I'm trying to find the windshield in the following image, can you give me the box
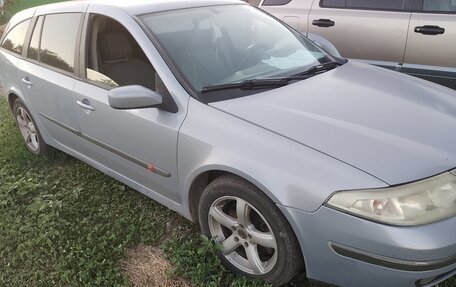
[141,5,333,100]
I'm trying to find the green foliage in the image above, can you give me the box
[163,235,270,287]
[0,95,454,287]
[1,0,65,24]
[0,0,17,25]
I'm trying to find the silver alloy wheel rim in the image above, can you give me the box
[208,196,278,275]
[16,107,39,152]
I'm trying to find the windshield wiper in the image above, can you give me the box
[288,61,342,79]
[201,60,346,93]
[201,78,289,93]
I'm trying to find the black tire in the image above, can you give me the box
[12,98,49,155]
[199,174,303,286]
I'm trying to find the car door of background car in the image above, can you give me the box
[73,11,185,203]
[403,0,456,89]
[308,0,412,71]
[259,0,314,32]
[17,7,88,153]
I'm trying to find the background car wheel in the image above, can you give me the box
[13,99,48,155]
[199,175,303,286]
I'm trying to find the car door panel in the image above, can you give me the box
[73,11,186,203]
[404,12,456,88]
[308,3,411,69]
[260,0,313,32]
[73,80,182,202]
[17,60,85,151]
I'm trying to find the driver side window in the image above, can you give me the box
[85,15,167,94]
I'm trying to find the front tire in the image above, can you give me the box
[13,99,48,155]
[199,175,303,286]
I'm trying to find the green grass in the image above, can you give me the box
[10,0,66,15]
[0,96,454,286]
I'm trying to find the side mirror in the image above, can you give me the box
[108,85,162,110]
[306,33,341,58]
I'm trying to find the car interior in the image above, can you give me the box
[87,15,156,91]
[86,15,176,112]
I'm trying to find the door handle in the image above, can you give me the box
[414,25,445,35]
[312,19,335,28]
[76,99,95,111]
[22,77,33,86]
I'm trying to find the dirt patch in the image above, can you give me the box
[121,245,194,287]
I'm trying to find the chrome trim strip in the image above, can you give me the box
[39,113,171,178]
[329,242,456,272]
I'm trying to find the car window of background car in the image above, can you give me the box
[0,19,30,54]
[321,0,407,10]
[423,0,456,12]
[141,5,327,92]
[28,16,43,61]
[261,0,292,5]
[38,13,82,73]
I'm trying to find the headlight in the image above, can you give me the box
[326,169,456,226]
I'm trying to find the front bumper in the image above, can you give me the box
[280,205,456,287]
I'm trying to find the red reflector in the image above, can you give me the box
[147,164,155,173]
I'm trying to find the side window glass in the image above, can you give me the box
[0,19,31,55]
[320,0,345,8]
[262,0,292,6]
[86,15,160,93]
[346,0,406,10]
[28,16,44,61]
[423,0,456,12]
[40,13,82,73]
[321,0,406,10]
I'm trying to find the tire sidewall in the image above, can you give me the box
[12,99,47,155]
[199,176,302,285]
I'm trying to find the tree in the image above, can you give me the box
[1,0,17,25]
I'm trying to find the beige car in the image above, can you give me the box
[259,0,456,89]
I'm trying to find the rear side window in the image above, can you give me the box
[321,0,407,11]
[28,16,44,61]
[39,13,82,73]
[0,19,31,55]
[423,0,456,12]
[262,0,292,6]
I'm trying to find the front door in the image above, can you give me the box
[73,14,184,202]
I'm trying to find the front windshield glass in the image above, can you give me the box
[141,5,331,96]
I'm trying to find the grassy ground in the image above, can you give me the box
[0,97,321,286]
[0,96,454,286]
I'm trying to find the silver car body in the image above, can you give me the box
[0,1,455,286]
[259,0,456,89]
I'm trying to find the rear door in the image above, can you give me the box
[403,0,456,88]
[17,8,87,152]
[308,0,412,70]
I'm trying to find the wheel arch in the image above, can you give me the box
[186,165,281,224]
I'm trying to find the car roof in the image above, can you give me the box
[43,0,244,16]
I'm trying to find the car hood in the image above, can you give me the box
[210,61,456,185]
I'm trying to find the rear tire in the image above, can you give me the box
[12,99,49,155]
[199,175,303,286]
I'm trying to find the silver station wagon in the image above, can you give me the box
[0,1,455,286]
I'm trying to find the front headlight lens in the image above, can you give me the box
[326,169,456,226]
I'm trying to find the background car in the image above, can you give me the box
[259,0,456,89]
